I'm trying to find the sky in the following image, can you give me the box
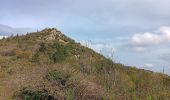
[0,0,170,75]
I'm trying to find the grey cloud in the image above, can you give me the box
[1,0,170,33]
[159,53,170,62]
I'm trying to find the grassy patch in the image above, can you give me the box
[65,88,74,100]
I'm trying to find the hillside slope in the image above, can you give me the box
[0,28,170,100]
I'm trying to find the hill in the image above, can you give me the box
[0,28,170,100]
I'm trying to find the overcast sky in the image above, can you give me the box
[1,0,170,75]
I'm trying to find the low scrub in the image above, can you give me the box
[18,88,56,100]
[46,70,70,86]
[31,43,68,63]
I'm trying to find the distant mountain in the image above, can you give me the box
[0,24,36,36]
[0,28,170,100]
[0,24,15,35]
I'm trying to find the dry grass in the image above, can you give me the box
[0,28,170,100]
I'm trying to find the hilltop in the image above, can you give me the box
[0,28,170,100]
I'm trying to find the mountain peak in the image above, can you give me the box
[26,28,73,44]
[39,28,62,41]
[41,27,60,33]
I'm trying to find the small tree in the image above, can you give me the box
[49,43,68,63]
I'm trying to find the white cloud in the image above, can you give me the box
[0,36,8,39]
[131,32,162,46]
[157,26,170,41]
[91,43,116,53]
[144,64,154,68]
[91,43,116,60]
[133,46,146,52]
[130,26,170,52]
[80,41,116,53]
[79,40,116,58]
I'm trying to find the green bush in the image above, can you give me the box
[46,70,70,86]
[20,88,55,100]
[49,43,68,63]
[32,43,68,63]
[146,95,154,100]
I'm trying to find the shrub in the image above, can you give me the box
[46,70,70,86]
[31,52,40,63]
[20,88,56,100]
[49,43,68,63]
[66,88,74,100]
[163,77,170,87]
[32,43,68,63]
[38,42,46,52]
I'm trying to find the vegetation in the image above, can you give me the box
[0,28,170,100]
[31,42,68,63]
[19,88,55,100]
[46,70,70,86]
